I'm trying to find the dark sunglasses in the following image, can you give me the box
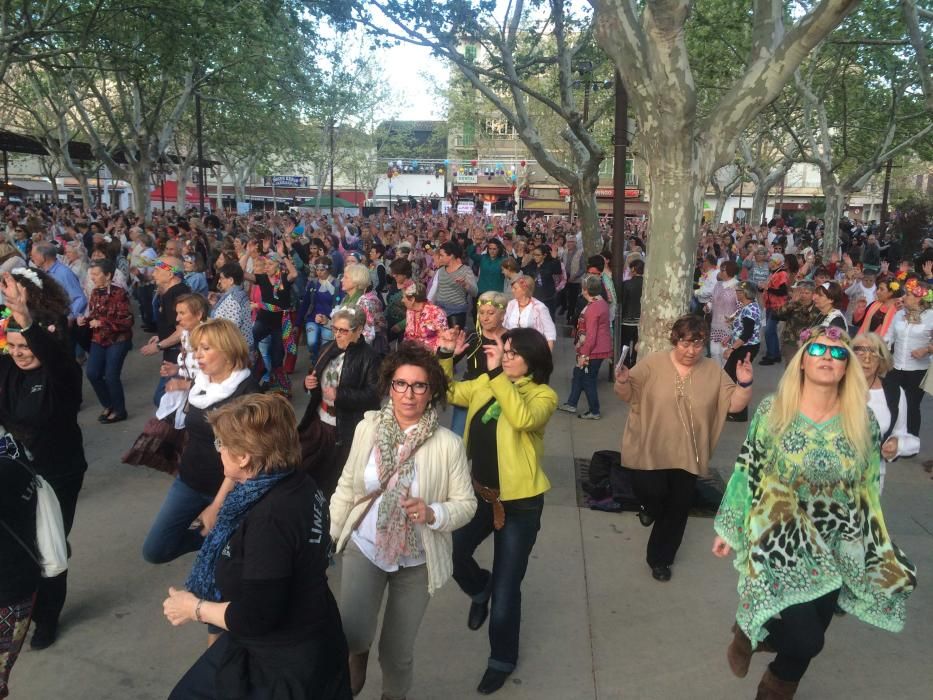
[806,342,849,361]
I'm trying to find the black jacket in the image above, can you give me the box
[0,455,39,605]
[0,324,86,481]
[298,338,381,447]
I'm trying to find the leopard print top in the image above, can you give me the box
[714,396,917,645]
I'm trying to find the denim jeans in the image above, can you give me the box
[86,339,132,415]
[305,321,334,363]
[253,317,283,379]
[764,310,781,360]
[142,477,212,564]
[565,358,603,415]
[153,375,169,407]
[452,493,544,672]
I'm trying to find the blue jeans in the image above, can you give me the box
[253,317,283,380]
[565,358,603,415]
[764,310,781,360]
[305,321,334,364]
[86,340,132,415]
[153,375,169,407]
[142,477,212,564]
[452,493,544,671]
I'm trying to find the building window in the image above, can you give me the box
[482,118,516,139]
[464,45,477,63]
[463,120,475,147]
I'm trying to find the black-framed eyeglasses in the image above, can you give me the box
[503,349,519,361]
[391,379,430,395]
[806,342,849,361]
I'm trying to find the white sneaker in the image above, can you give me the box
[579,412,601,420]
[558,403,577,413]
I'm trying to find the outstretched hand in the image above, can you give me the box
[712,536,732,558]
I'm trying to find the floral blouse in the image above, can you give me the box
[404,303,448,351]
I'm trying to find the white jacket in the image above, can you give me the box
[330,411,477,595]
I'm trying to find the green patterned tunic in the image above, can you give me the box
[714,397,917,645]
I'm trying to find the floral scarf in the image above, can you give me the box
[373,402,438,568]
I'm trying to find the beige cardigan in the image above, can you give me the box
[330,411,477,595]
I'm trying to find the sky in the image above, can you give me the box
[376,43,448,121]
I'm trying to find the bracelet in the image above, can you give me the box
[195,598,204,623]
[737,379,753,388]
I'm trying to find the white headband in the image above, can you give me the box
[10,267,43,289]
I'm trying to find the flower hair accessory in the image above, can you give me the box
[824,326,843,341]
[10,267,43,289]
[798,327,813,344]
[904,278,929,299]
[888,281,900,292]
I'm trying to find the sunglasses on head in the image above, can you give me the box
[806,342,849,361]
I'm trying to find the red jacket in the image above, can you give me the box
[764,268,789,311]
[575,297,612,360]
[88,284,134,346]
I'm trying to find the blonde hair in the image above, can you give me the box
[769,328,872,461]
[189,318,250,370]
[511,274,535,297]
[853,332,893,376]
[208,394,300,474]
[477,290,508,309]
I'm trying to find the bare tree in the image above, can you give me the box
[709,164,743,225]
[739,135,797,227]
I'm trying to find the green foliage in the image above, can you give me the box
[891,192,933,252]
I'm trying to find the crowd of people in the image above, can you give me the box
[0,198,929,700]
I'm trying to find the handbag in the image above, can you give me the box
[0,458,68,578]
[922,364,933,397]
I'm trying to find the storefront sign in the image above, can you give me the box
[263,176,308,188]
[455,174,478,184]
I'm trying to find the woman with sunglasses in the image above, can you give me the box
[330,342,475,700]
[437,327,557,695]
[297,307,380,498]
[713,326,916,699]
[615,314,753,583]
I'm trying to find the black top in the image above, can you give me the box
[468,398,500,489]
[620,276,643,324]
[0,325,86,480]
[178,375,261,495]
[453,333,496,381]
[157,281,191,362]
[255,273,292,328]
[298,338,381,448]
[216,471,339,645]
[0,456,40,606]
[523,258,561,302]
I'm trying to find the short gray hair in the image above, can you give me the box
[332,306,366,330]
[342,263,371,292]
[737,281,758,300]
[583,273,603,297]
[34,242,59,261]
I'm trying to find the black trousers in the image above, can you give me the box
[888,368,926,437]
[764,588,840,682]
[564,282,581,324]
[724,344,759,421]
[32,472,84,631]
[620,324,639,368]
[629,469,696,567]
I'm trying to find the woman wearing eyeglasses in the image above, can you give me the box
[298,307,380,498]
[851,333,912,492]
[713,326,916,699]
[436,327,557,695]
[329,342,475,700]
[614,314,753,583]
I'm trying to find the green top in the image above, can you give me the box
[714,396,917,645]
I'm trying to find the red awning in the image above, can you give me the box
[151,180,202,202]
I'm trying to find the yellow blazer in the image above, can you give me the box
[442,359,556,500]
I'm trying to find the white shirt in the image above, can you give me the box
[884,309,933,372]
[503,297,557,342]
[351,428,445,572]
[867,386,912,490]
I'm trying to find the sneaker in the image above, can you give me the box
[579,412,601,420]
[558,403,577,414]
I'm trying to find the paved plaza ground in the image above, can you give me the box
[11,334,933,700]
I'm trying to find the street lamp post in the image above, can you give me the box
[611,72,629,360]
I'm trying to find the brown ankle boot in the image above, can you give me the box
[349,651,369,696]
[727,623,754,678]
[755,669,799,700]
